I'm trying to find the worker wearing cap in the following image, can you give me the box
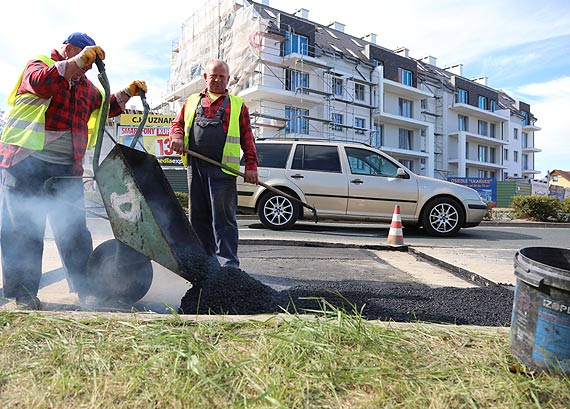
[0,32,147,310]
[169,59,258,270]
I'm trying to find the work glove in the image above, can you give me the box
[69,45,105,69]
[126,80,148,97]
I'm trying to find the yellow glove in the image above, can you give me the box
[127,80,148,97]
[71,46,105,69]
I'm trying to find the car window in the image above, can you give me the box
[241,143,292,168]
[344,147,400,177]
[291,144,341,172]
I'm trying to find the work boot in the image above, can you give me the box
[15,296,42,311]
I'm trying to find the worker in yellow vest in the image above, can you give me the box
[0,32,147,310]
[169,60,258,270]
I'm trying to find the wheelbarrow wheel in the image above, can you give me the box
[85,239,153,304]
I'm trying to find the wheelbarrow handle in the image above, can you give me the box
[183,148,318,223]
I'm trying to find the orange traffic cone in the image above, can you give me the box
[386,205,405,246]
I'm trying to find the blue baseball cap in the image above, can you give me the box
[63,32,96,49]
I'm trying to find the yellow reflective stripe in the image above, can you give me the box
[86,87,104,149]
[225,135,240,144]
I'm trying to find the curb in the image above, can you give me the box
[481,221,570,228]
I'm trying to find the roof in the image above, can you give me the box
[551,170,570,180]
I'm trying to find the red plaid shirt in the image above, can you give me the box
[169,90,258,171]
[0,49,124,175]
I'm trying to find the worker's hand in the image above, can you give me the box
[127,80,148,97]
[244,169,258,185]
[70,46,105,69]
[170,138,185,155]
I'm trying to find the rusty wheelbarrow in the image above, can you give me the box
[84,59,212,304]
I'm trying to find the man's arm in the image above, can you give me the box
[169,105,187,154]
[239,103,258,184]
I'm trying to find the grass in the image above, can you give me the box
[0,305,568,408]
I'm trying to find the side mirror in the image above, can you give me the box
[397,168,409,179]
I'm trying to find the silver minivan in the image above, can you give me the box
[238,139,487,236]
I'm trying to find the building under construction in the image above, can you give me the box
[162,0,541,181]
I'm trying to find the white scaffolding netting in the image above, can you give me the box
[168,0,270,95]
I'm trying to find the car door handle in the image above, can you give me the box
[290,174,304,179]
[351,179,364,184]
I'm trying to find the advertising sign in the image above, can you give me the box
[117,114,183,169]
[447,177,497,203]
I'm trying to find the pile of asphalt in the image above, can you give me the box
[179,267,514,326]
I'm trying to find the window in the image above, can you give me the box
[478,145,488,162]
[398,98,413,118]
[522,132,528,148]
[372,123,383,147]
[478,95,488,110]
[354,117,365,134]
[292,144,341,172]
[478,170,488,178]
[399,159,413,171]
[514,151,518,162]
[285,106,309,134]
[253,143,292,168]
[521,111,529,126]
[522,154,529,170]
[490,123,496,138]
[466,142,470,160]
[332,77,343,96]
[398,129,412,150]
[490,99,496,112]
[513,128,518,140]
[373,59,383,67]
[284,32,308,56]
[457,88,468,104]
[478,120,488,136]
[354,83,365,100]
[490,147,496,163]
[398,68,412,86]
[458,114,468,131]
[345,147,399,177]
[332,113,343,131]
[421,99,427,109]
[504,149,509,161]
[285,69,309,94]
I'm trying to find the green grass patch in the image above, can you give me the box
[0,309,568,408]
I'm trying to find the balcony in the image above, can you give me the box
[374,112,430,130]
[380,146,429,160]
[382,78,433,100]
[449,131,508,146]
[238,85,325,109]
[449,102,509,122]
[522,168,541,175]
[282,52,333,71]
[448,158,507,171]
[522,146,542,153]
[522,123,541,132]
[163,76,205,103]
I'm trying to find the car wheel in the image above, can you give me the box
[421,198,464,237]
[258,191,299,230]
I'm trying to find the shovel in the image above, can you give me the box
[183,147,319,223]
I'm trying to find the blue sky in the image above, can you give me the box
[1,0,568,177]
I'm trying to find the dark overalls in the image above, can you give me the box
[187,96,239,268]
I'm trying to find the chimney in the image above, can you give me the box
[444,64,463,76]
[362,33,377,45]
[395,47,409,58]
[472,76,488,86]
[294,8,309,19]
[329,21,345,32]
[421,55,437,67]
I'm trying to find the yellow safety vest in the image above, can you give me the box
[182,93,242,175]
[1,55,104,150]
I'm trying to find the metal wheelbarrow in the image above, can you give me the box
[84,59,211,304]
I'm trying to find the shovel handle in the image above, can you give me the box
[183,148,318,221]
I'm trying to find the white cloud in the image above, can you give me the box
[513,77,570,175]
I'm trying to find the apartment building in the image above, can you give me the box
[162,0,541,180]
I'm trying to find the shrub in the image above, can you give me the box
[511,195,562,222]
[483,201,495,220]
[175,191,189,213]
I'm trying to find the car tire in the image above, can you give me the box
[258,191,299,230]
[421,197,464,237]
